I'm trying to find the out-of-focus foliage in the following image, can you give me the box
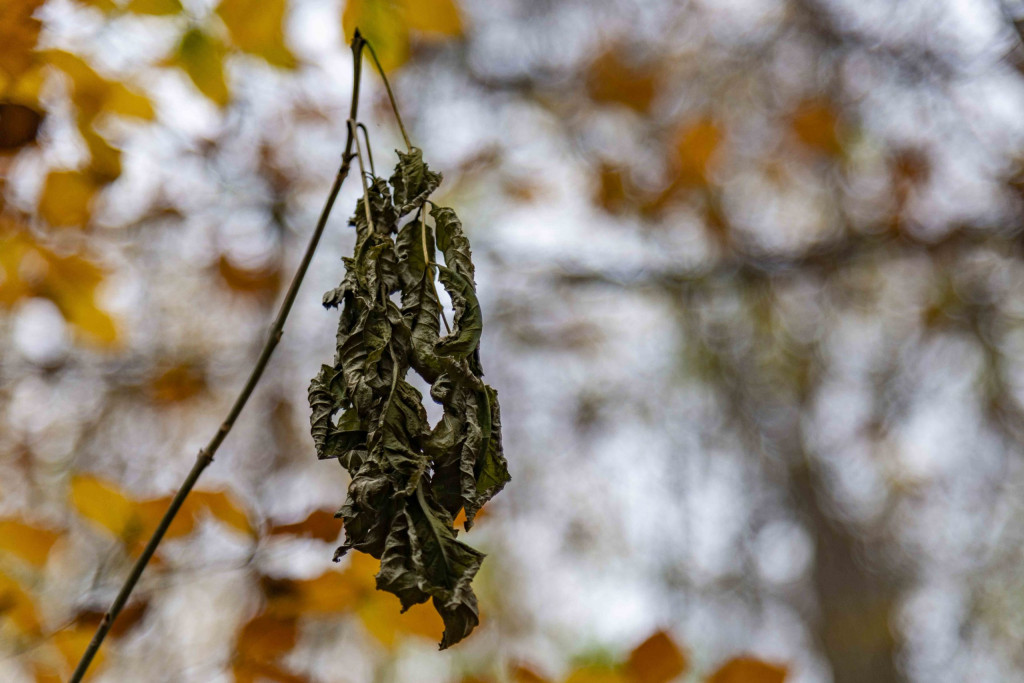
[3,0,1024,681]
[0,519,60,567]
[217,0,296,69]
[464,631,784,683]
[0,216,117,345]
[166,28,231,106]
[70,474,253,545]
[706,658,788,683]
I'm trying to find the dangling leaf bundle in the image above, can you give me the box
[309,146,509,649]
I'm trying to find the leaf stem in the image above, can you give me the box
[363,39,412,151]
[350,118,376,234]
[68,31,369,683]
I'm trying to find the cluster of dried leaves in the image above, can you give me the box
[309,148,509,648]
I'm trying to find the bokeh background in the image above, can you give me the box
[3,0,1024,681]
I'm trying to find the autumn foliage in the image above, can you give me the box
[0,0,816,680]
[1,472,785,681]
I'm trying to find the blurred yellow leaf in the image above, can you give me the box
[45,256,119,346]
[292,571,361,614]
[70,475,137,539]
[673,117,721,186]
[235,614,297,664]
[790,99,841,156]
[0,217,119,345]
[78,0,119,10]
[262,570,360,618]
[260,551,445,647]
[2,63,46,110]
[0,225,49,305]
[72,475,254,553]
[125,0,182,15]
[136,489,253,543]
[148,363,207,403]
[45,50,155,122]
[81,0,182,13]
[217,0,296,68]
[0,0,45,82]
[189,490,254,536]
[339,551,444,645]
[32,662,63,683]
[343,548,381,592]
[563,666,626,683]
[268,508,341,542]
[0,570,41,635]
[343,0,407,71]
[231,615,308,682]
[38,170,98,229]
[356,593,444,647]
[81,128,121,181]
[397,600,447,640]
[706,657,787,683]
[585,48,658,113]
[342,0,463,72]
[168,28,230,106]
[40,51,154,183]
[626,631,688,683]
[401,0,461,36]
[52,626,105,676]
[0,519,61,567]
[134,497,196,540]
[101,84,155,121]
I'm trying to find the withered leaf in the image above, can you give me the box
[390,147,441,217]
[430,204,474,280]
[309,147,509,648]
[435,265,483,360]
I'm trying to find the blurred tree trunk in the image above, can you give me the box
[790,462,903,683]
[677,281,905,682]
